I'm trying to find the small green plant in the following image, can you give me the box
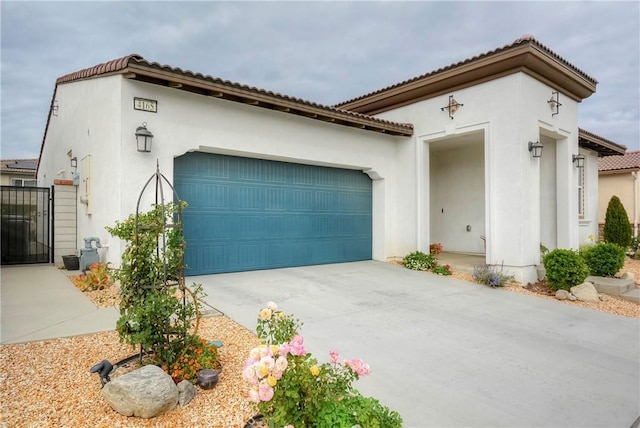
[472,263,513,287]
[580,242,626,277]
[431,263,452,276]
[631,234,640,252]
[603,196,632,248]
[170,335,219,382]
[540,243,549,258]
[543,249,589,291]
[402,251,436,271]
[71,262,112,291]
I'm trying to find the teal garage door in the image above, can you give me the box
[174,152,372,275]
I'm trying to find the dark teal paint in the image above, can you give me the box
[174,152,372,275]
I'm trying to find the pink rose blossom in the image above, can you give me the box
[279,343,291,356]
[289,334,307,356]
[275,355,288,372]
[242,365,259,385]
[248,387,260,403]
[329,349,340,364]
[258,381,274,401]
[343,358,371,377]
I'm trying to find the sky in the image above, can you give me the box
[1,1,639,160]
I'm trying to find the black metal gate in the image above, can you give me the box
[1,186,51,264]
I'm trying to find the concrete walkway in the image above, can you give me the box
[0,265,118,344]
[193,261,640,428]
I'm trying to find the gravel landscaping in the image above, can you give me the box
[1,259,638,427]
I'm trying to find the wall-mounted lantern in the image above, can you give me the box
[548,91,562,116]
[528,141,543,158]
[572,154,585,169]
[440,95,463,120]
[135,122,153,153]
[70,157,77,168]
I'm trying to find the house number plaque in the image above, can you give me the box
[133,97,157,113]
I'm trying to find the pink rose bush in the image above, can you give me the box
[245,303,402,428]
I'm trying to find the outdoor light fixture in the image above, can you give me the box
[573,154,585,168]
[135,122,153,153]
[548,91,562,116]
[528,141,543,158]
[70,157,77,168]
[440,95,464,120]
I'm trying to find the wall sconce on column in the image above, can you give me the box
[572,154,585,168]
[528,141,543,158]
[135,122,154,153]
[70,157,77,168]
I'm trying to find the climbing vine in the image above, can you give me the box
[106,201,205,371]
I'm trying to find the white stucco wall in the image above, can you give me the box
[375,72,582,283]
[41,76,413,267]
[38,75,123,262]
[430,138,485,253]
[38,69,588,283]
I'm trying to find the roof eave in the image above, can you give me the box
[338,43,597,115]
[123,63,413,137]
[579,128,627,157]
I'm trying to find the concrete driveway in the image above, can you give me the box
[193,261,640,428]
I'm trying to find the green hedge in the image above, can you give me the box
[581,242,625,277]
[543,249,589,291]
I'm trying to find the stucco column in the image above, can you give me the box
[555,136,578,249]
[364,169,385,261]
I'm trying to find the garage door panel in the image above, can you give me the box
[175,152,371,275]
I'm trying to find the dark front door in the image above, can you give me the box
[1,186,51,264]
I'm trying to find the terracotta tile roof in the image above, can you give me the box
[599,150,640,172]
[335,34,597,110]
[38,54,415,175]
[53,54,414,136]
[1,158,38,176]
[56,54,143,85]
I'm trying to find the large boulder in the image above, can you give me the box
[101,364,178,418]
[570,282,600,302]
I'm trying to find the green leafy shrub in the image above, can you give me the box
[543,249,589,291]
[431,263,452,276]
[631,235,640,252]
[402,251,436,271]
[106,202,207,370]
[472,263,513,287]
[603,196,632,248]
[580,242,625,277]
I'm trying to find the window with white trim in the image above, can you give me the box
[578,165,585,219]
[11,178,37,187]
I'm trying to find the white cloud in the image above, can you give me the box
[1,1,638,159]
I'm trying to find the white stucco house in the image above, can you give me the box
[37,35,626,283]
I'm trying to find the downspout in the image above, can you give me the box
[633,171,638,237]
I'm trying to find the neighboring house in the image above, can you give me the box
[37,35,626,283]
[598,150,640,236]
[1,159,38,186]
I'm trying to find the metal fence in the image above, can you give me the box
[1,186,51,264]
